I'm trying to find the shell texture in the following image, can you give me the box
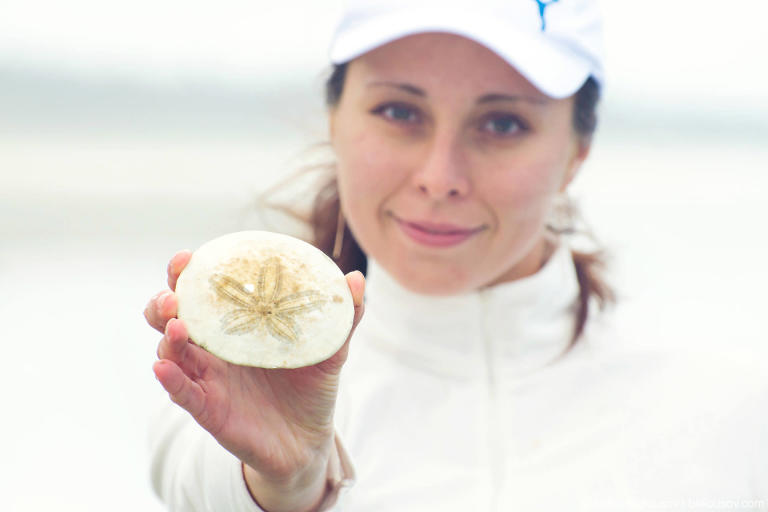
[175,231,354,368]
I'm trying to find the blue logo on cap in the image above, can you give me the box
[534,0,560,31]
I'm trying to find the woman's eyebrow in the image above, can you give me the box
[366,81,549,105]
[477,93,550,105]
[366,81,425,96]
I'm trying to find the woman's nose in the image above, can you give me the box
[412,134,471,200]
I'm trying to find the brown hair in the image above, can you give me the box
[267,63,615,348]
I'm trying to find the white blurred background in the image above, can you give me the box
[1,1,766,510]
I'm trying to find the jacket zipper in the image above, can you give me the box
[481,291,503,511]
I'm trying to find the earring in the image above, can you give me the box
[332,206,345,260]
[545,192,575,235]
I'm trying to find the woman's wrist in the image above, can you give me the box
[242,456,330,512]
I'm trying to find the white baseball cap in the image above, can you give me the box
[329,0,605,99]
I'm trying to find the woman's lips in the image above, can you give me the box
[392,215,486,247]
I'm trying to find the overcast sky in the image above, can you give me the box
[1,0,767,111]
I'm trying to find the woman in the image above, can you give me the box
[144,1,767,511]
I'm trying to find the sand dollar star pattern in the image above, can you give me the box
[209,257,326,343]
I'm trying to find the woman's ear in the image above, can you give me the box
[560,138,591,192]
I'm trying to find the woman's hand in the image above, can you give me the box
[144,250,365,512]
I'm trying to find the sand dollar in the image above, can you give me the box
[175,231,354,369]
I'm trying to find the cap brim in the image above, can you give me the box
[329,9,591,99]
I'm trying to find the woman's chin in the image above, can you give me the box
[386,260,476,296]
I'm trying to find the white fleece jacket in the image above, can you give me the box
[149,241,767,511]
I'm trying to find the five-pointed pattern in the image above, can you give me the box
[209,257,326,343]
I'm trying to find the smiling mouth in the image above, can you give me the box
[390,213,486,248]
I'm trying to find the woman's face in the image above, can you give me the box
[329,32,589,295]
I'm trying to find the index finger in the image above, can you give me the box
[167,250,193,291]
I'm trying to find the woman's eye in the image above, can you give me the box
[482,115,527,135]
[373,104,419,123]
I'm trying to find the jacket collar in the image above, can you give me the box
[359,241,580,380]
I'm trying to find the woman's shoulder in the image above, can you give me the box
[610,341,766,407]
[577,315,767,444]
[558,319,766,478]
[581,308,766,397]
